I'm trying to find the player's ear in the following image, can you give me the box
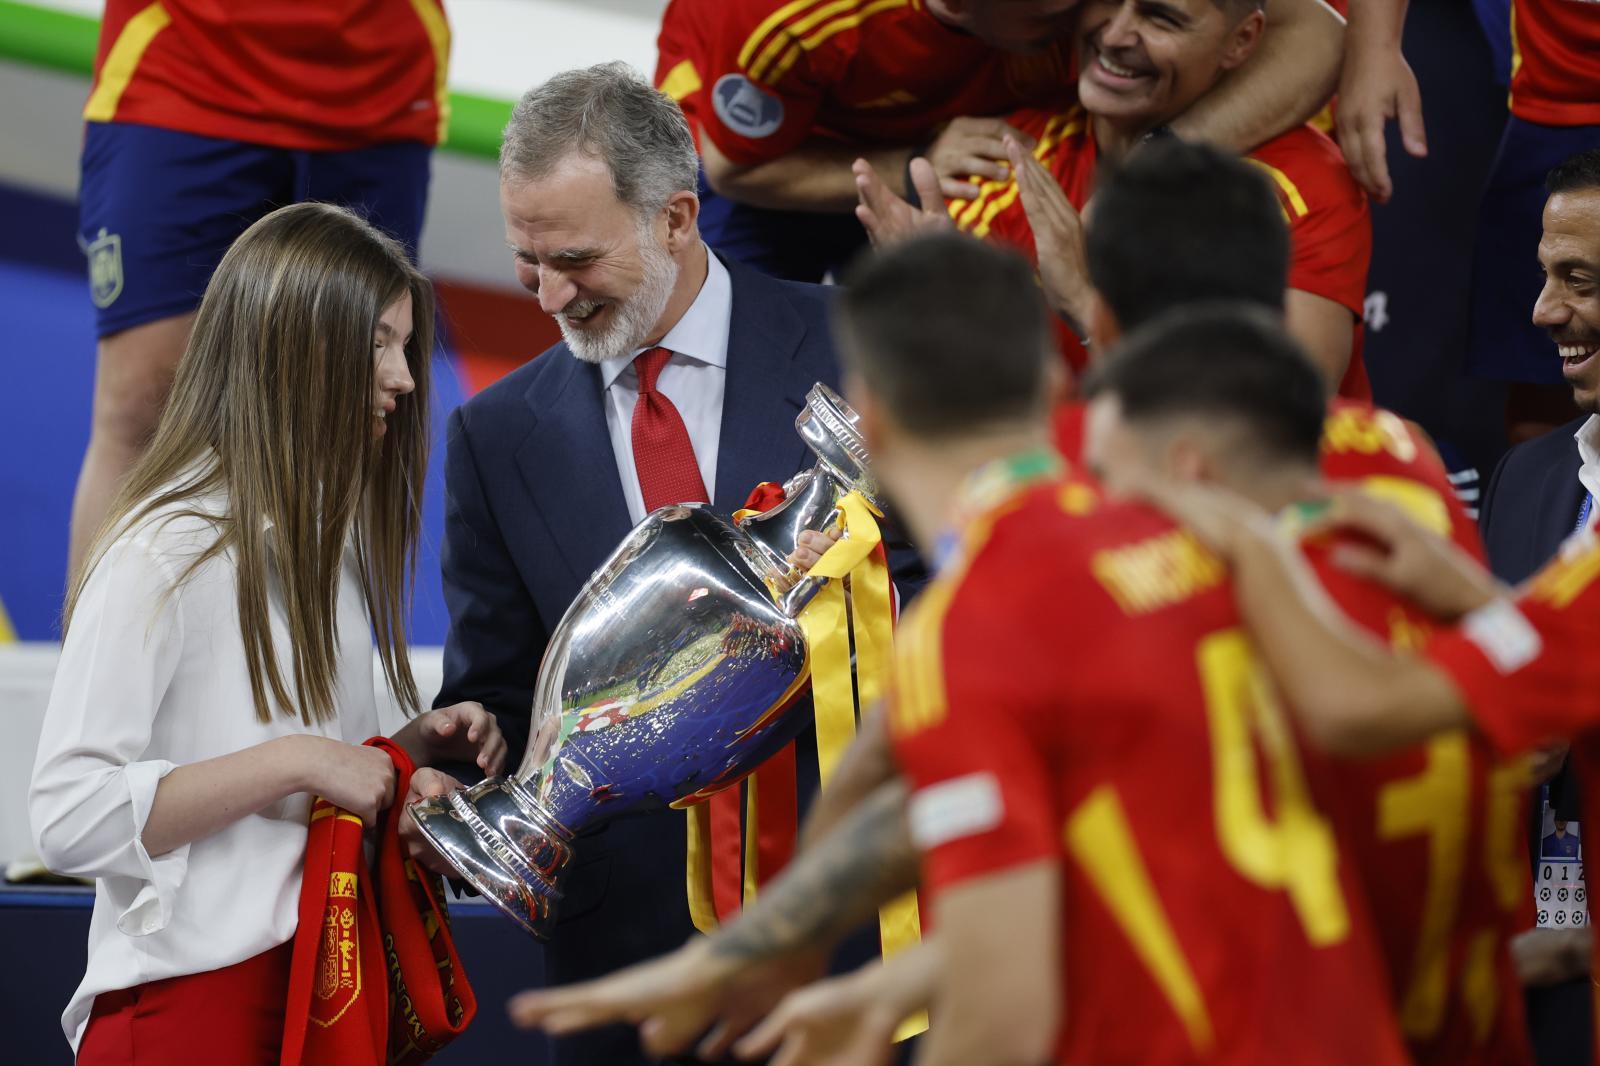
[1219,8,1266,71]
[662,189,701,254]
[1166,436,1210,483]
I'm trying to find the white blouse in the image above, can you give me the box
[29,489,380,1051]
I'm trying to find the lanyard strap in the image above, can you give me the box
[1577,493,1594,535]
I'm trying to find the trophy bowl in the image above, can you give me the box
[410,384,882,936]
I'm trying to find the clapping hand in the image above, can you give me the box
[853,157,950,246]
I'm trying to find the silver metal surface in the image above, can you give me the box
[410,383,880,937]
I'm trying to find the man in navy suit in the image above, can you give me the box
[1476,147,1600,1066]
[433,62,915,1065]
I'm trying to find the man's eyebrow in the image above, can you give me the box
[1138,0,1192,22]
[1547,255,1600,275]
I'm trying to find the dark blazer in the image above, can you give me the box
[435,254,919,1066]
[1480,417,1589,585]
[1478,416,1594,1066]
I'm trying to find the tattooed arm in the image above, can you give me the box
[714,779,916,961]
[508,780,920,1058]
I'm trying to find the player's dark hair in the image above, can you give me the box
[836,233,1053,436]
[1083,303,1324,466]
[1547,148,1600,196]
[1086,140,1288,330]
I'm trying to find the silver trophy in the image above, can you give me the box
[410,383,883,937]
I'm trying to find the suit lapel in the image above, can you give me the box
[513,348,635,586]
[713,257,824,507]
[1535,431,1587,556]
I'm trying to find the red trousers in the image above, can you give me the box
[78,942,293,1065]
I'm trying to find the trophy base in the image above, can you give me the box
[408,775,573,939]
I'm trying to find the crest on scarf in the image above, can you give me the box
[312,871,363,1027]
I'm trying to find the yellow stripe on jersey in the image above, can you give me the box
[0,593,15,644]
[659,59,704,101]
[739,0,835,70]
[892,579,954,735]
[889,500,1018,737]
[408,0,453,143]
[750,0,863,83]
[949,113,1067,229]
[1065,785,1216,1055]
[970,118,1082,239]
[1245,158,1309,221]
[1508,4,1523,110]
[84,1,173,123]
[1527,539,1600,609]
[760,0,911,87]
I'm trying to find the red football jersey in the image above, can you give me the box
[1320,400,1485,563]
[85,0,449,150]
[890,477,1410,1064]
[1056,398,1483,562]
[1301,538,1532,1066]
[953,110,1372,398]
[1509,0,1600,127]
[654,0,1075,165]
[1426,534,1600,1058]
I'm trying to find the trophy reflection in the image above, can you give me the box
[409,384,883,936]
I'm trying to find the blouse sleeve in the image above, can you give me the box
[30,535,188,936]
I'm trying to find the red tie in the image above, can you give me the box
[631,346,709,513]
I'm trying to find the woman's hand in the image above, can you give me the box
[296,736,396,824]
[397,766,466,875]
[392,702,508,776]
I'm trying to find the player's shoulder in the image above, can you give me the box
[1247,123,1366,219]
[701,0,923,78]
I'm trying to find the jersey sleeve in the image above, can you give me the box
[692,1,840,165]
[1425,539,1600,755]
[890,557,1065,894]
[1254,131,1371,317]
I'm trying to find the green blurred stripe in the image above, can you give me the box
[0,0,509,160]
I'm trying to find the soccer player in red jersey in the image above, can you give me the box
[73,0,448,575]
[938,0,1371,395]
[1083,313,1534,1066]
[871,273,1408,1064]
[653,0,1346,281]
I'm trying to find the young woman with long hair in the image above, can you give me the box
[30,202,506,1062]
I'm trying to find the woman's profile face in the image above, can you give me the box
[372,291,416,440]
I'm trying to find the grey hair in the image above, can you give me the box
[500,61,700,215]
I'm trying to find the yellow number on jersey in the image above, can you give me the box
[1197,629,1351,946]
[1378,735,1471,1037]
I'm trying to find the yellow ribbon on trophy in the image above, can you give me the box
[798,491,928,1043]
[683,490,926,1040]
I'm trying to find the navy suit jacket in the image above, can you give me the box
[1478,416,1594,1066]
[435,254,919,1065]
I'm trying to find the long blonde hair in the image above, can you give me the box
[66,202,434,724]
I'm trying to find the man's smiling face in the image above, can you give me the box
[1534,188,1600,412]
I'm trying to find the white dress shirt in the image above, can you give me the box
[1575,415,1600,528]
[598,248,732,524]
[29,483,380,1051]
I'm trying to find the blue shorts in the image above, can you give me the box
[1464,116,1600,384]
[78,122,432,337]
[695,171,868,283]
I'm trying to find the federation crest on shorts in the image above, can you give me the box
[712,74,785,139]
[86,228,123,309]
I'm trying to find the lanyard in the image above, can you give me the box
[1577,493,1594,535]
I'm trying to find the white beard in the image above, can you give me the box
[557,227,680,365]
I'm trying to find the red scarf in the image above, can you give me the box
[282,737,477,1066]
